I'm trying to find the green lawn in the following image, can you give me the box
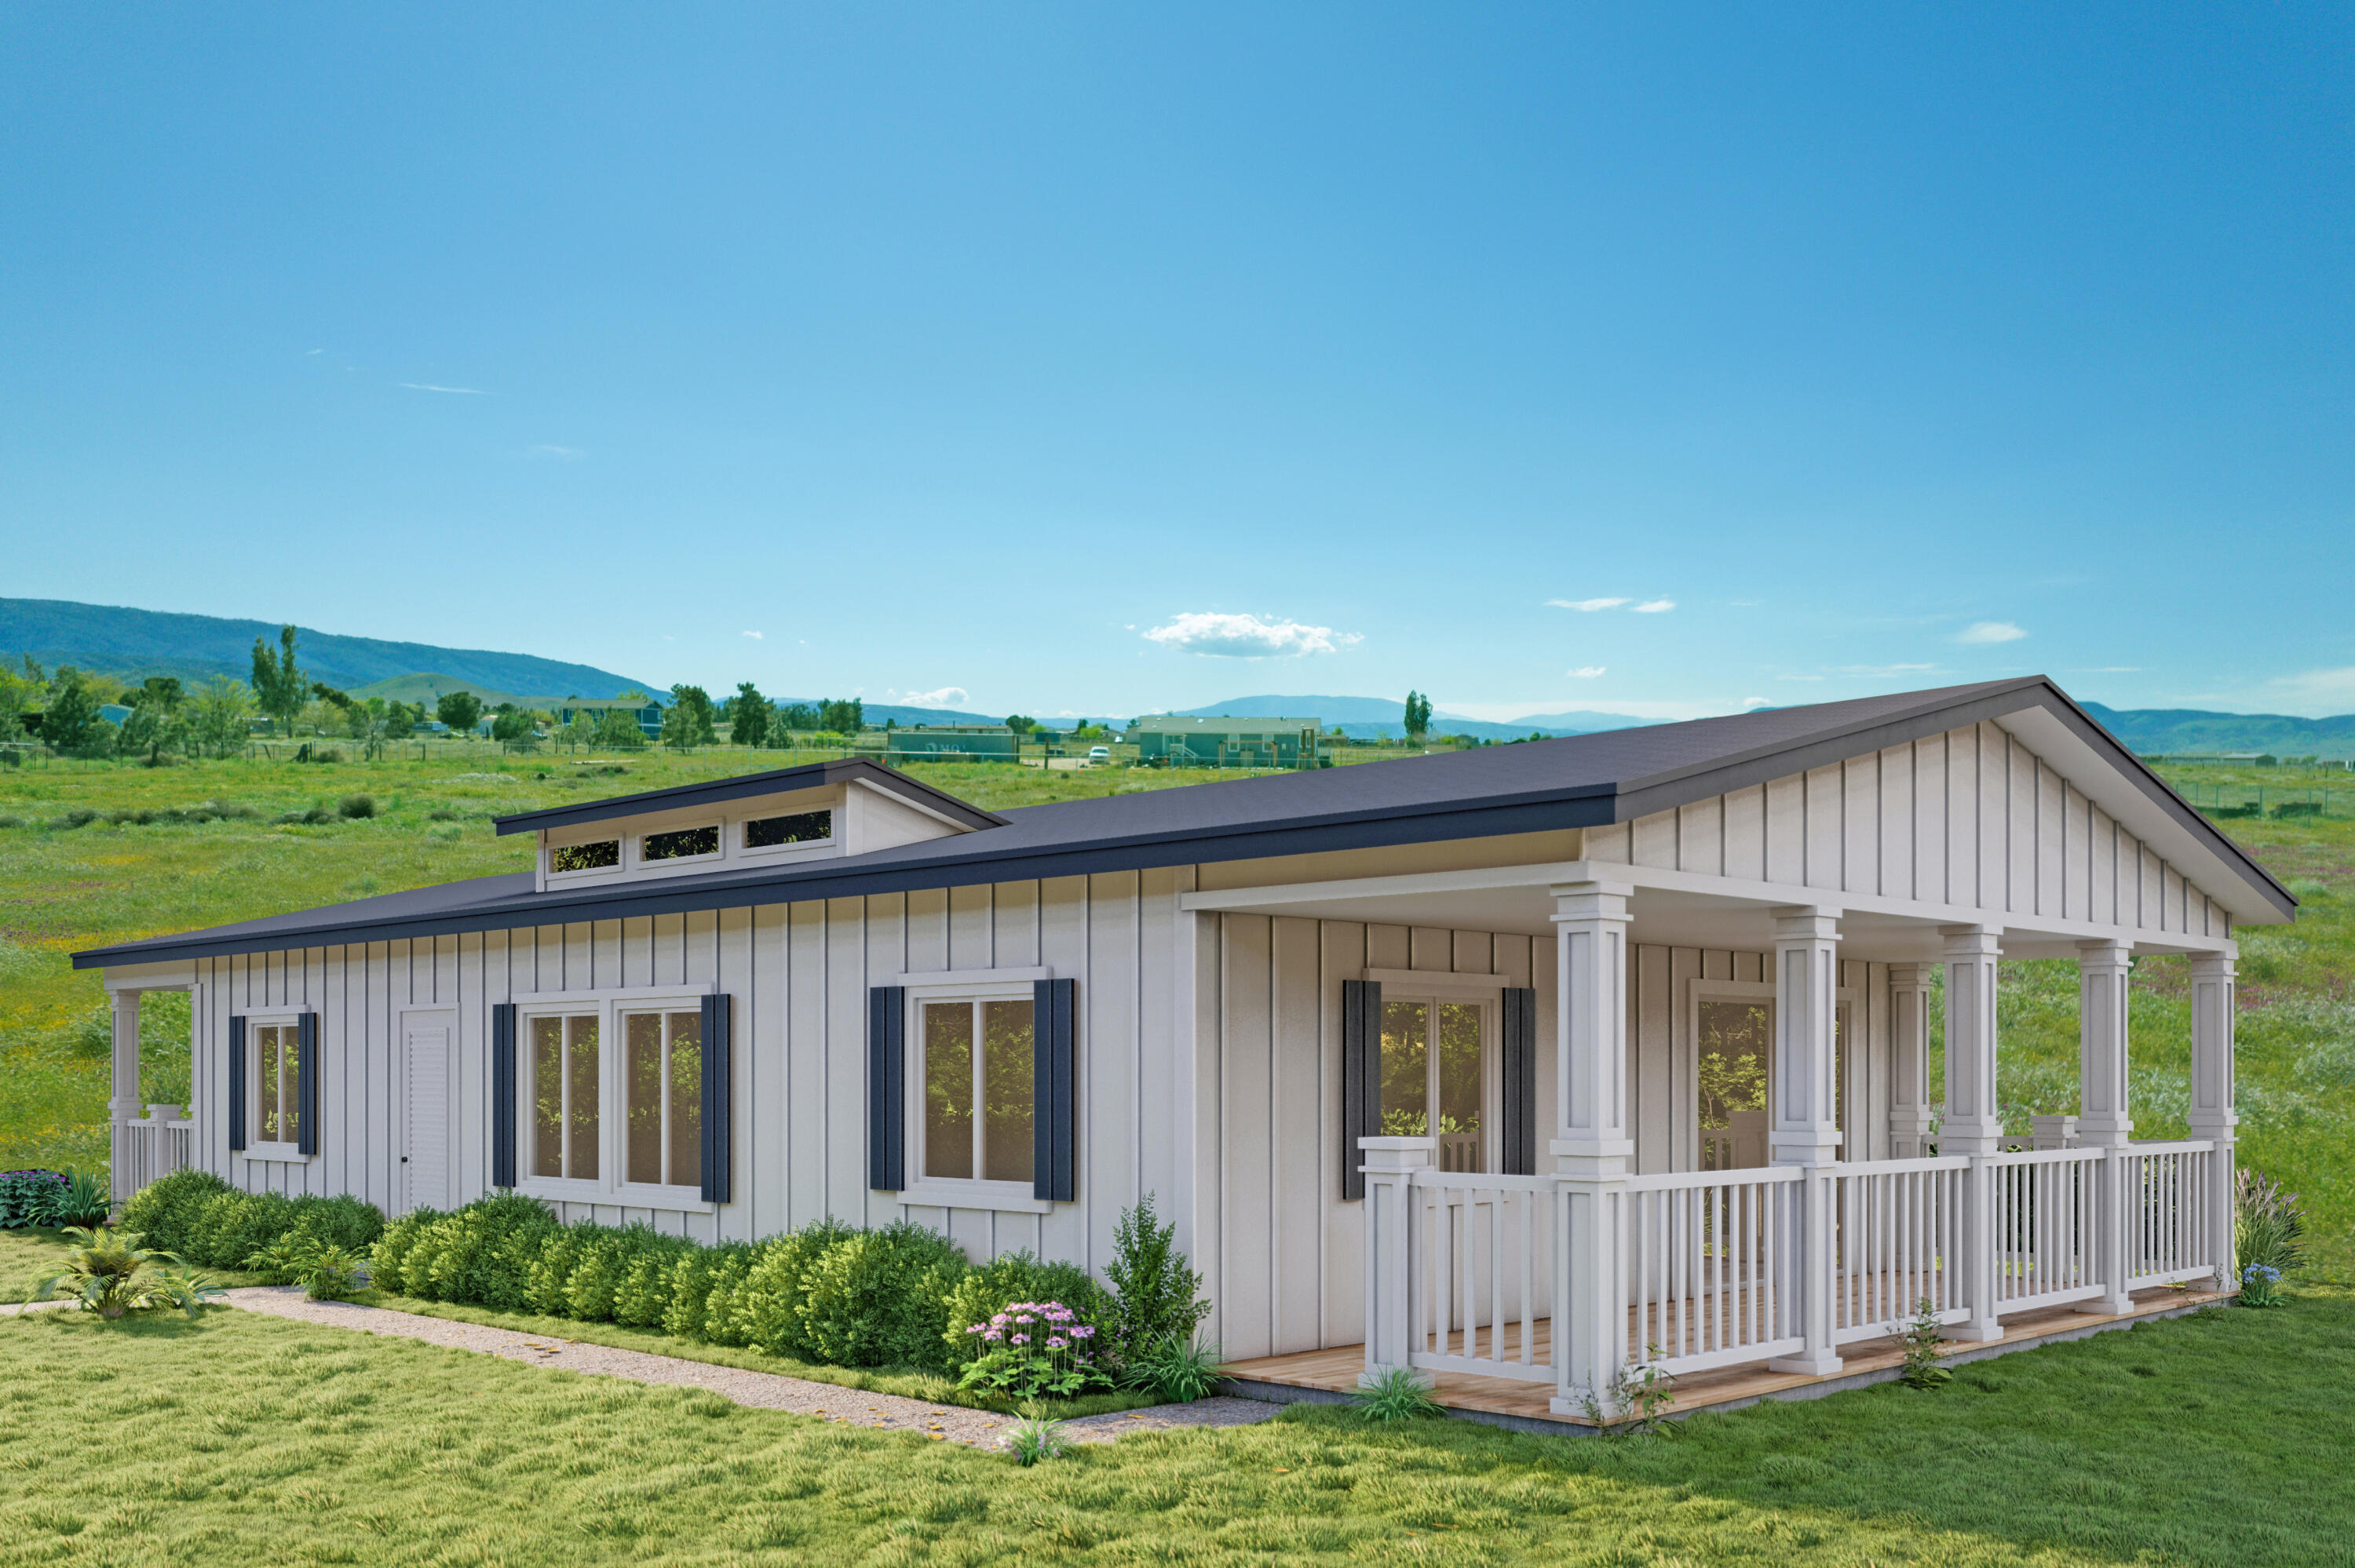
[5,1282,2351,1564]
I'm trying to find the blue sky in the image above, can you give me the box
[5,5,2349,721]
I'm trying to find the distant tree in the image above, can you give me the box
[436,690,484,737]
[39,670,109,757]
[381,699,418,742]
[1403,691,1432,742]
[0,656,42,743]
[249,625,309,737]
[664,686,718,751]
[732,683,772,749]
[139,676,184,713]
[776,702,820,737]
[491,707,539,748]
[186,676,256,757]
[1003,714,1036,735]
[117,695,188,765]
[819,698,864,735]
[593,706,648,749]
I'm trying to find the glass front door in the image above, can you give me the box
[1698,998,1770,1169]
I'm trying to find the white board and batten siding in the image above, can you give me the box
[1201,914,1897,1362]
[184,870,1201,1285]
[1590,720,2233,939]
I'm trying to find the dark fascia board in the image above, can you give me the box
[490,757,1008,836]
[74,676,2291,970]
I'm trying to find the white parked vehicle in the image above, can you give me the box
[1087,746,1112,764]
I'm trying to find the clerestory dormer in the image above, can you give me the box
[494,758,1006,894]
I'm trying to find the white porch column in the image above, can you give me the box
[1360,1136,1435,1381]
[2189,952,2237,1291]
[1887,962,1936,1159]
[1767,906,1843,1375]
[1941,925,2004,1340]
[2076,939,2135,1312]
[1548,881,1634,1418]
[108,989,143,1208]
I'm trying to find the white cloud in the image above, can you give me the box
[904,686,969,707]
[1739,697,1773,709]
[528,444,583,459]
[1142,611,1359,658]
[1957,621,2028,644]
[1631,598,1676,614]
[304,348,323,356]
[398,382,489,395]
[1546,596,1630,612]
[1566,665,1606,679]
[743,631,763,640]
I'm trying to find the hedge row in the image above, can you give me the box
[122,1169,384,1268]
[371,1198,1115,1374]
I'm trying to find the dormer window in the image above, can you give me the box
[551,840,621,874]
[643,825,721,862]
[745,810,832,850]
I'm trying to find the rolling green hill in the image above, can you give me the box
[0,598,659,699]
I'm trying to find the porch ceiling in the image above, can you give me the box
[1181,870,2214,961]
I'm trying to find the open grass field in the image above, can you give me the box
[2,744,2350,1274]
[3,1231,2352,1566]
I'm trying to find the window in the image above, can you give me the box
[253,1023,302,1147]
[744,810,831,849]
[1698,999,1770,1171]
[531,1013,601,1180]
[642,825,719,862]
[624,1008,703,1188]
[551,840,620,873]
[1379,999,1484,1172]
[921,997,1033,1183]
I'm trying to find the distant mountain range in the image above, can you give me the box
[1,599,659,702]
[2079,702,2355,758]
[1169,694,1667,742]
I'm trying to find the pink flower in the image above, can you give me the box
[1046,1336,1068,1349]
[1010,1333,1029,1344]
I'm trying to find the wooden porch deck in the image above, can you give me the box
[1222,1285,2231,1429]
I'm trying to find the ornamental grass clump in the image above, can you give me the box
[2236,1168,2306,1282]
[957,1300,1112,1401]
[1121,1333,1228,1404]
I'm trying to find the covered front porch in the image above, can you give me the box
[1185,861,2242,1426]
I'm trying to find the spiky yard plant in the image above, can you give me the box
[27,1224,225,1321]
[1351,1365,1445,1424]
[1002,1402,1075,1466]
[1121,1333,1227,1404]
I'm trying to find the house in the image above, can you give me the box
[79,678,2285,1424]
[553,698,665,739]
[1132,714,1322,768]
[885,725,1021,764]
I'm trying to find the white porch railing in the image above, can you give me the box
[114,1107,194,1201]
[1623,1166,1805,1373]
[1366,1136,2224,1394]
[1404,1171,1557,1384]
[2120,1140,2221,1287]
[1985,1147,2106,1312]
[1831,1155,1970,1343]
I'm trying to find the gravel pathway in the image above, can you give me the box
[221,1287,1280,1449]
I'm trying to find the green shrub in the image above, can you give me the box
[369,1206,439,1291]
[119,1168,232,1251]
[0,1169,72,1229]
[614,1232,699,1328]
[398,1195,556,1307]
[798,1222,969,1370]
[699,1245,761,1346]
[188,1189,298,1268]
[560,1224,687,1323]
[338,793,377,819]
[2237,1167,2306,1278]
[1103,1194,1208,1364]
[940,1249,1112,1372]
[660,1245,726,1340]
[738,1219,859,1358]
[526,1227,587,1315]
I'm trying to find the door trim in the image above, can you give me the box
[395,1004,458,1216]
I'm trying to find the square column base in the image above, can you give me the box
[1948,1318,2004,1343]
[1766,1351,1845,1376]
[2075,1294,2135,1316]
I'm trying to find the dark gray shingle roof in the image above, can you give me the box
[74,677,2291,968]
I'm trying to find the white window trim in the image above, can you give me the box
[1685,978,1860,1151]
[902,974,1048,1209]
[514,990,716,1214]
[736,808,837,862]
[1364,968,1510,997]
[243,1012,310,1163]
[635,819,725,871]
[1378,991,1498,1172]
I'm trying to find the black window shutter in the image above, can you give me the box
[1032,978,1077,1203]
[700,993,733,1203]
[1501,986,1539,1176]
[297,1012,320,1157]
[1340,979,1381,1199]
[228,1014,247,1152]
[491,1003,517,1188]
[867,986,905,1191]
